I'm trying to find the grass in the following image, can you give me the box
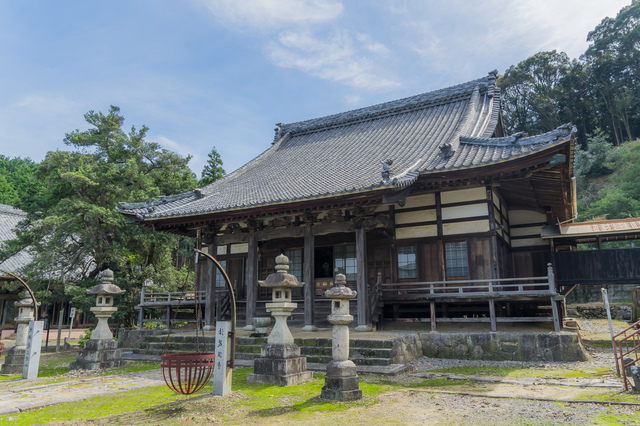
[423,365,615,379]
[0,367,396,425]
[575,389,640,404]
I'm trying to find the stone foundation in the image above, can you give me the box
[70,339,125,370]
[0,347,26,375]
[247,343,313,386]
[420,331,586,362]
[321,360,362,401]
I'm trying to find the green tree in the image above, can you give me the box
[498,51,571,135]
[584,0,640,145]
[5,106,199,325]
[200,146,225,186]
[0,155,46,212]
[577,137,640,221]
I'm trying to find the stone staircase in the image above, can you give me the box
[132,333,417,368]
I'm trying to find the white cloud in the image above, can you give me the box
[266,30,399,89]
[155,135,195,159]
[196,0,343,32]
[344,94,361,105]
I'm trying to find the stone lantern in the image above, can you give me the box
[86,269,124,340]
[247,254,312,386]
[0,296,40,375]
[70,269,125,370]
[321,273,362,401]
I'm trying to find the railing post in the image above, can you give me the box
[547,263,555,293]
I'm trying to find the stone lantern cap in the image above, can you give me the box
[15,296,40,308]
[325,273,356,299]
[86,269,125,295]
[259,254,304,288]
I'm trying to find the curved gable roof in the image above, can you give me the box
[118,72,574,221]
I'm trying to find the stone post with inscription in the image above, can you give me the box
[247,254,312,386]
[321,273,362,401]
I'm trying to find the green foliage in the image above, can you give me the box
[0,155,47,212]
[498,51,571,135]
[575,129,614,178]
[577,138,640,220]
[77,328,93,348]
[199,146,225,186]
[3,106,200,325]
[499,2,640,147]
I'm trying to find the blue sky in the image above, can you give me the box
[0,0,632,178]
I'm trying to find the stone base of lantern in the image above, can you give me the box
[247,343,313,386]
[69,339,124,371]
[0,347,26,375]
[321,360,362,401]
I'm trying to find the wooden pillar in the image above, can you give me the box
[430,301,437,332]
[302,224,317,331]
[355,226,371,332]
[488,299,497,332]
[244,228,258,330]
[165,306,171,330]
[204,244,216,330]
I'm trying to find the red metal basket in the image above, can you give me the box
[161,352,216,395]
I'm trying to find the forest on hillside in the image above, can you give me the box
[0,2,639,323]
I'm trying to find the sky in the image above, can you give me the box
[0,0,632,179]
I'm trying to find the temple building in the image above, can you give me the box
[118,71,577,332]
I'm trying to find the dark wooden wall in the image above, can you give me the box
[556,248,640,285]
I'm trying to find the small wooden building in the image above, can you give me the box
[118,72,576,332]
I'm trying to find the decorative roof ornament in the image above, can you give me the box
[274,123,285,143]
[440,142,455,158]
[381,159,393,182]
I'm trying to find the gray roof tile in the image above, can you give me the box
[0,204,32,273]
[118,73,575,221]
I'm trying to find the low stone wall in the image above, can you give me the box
[118,329,164,349]
[573,303,633,321]
[389,334,423,364]
[419,332,586,362]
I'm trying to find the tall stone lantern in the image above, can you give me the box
[247,254,313,386]
[70,269,125,370]
[86,269,124,340]
[0,296,40,375]
[321,273,362,401]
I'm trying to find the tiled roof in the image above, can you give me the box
[118,72,575,221]
[0,204,32,274]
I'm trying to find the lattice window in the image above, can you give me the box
[445,241,468,277]
[215,260,227,287]
[283,249,303,281]
[397,245,418,279]
[334,245,357,281]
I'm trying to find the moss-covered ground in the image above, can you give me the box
[0,350,638,424]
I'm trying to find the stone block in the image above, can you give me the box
[320,387,362,401]
[247,370,313,387]
[253,356,307,376]
[70,338,124,371]
[0,347,26,375]
[326,360,357,377]
[260,343,300,359]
